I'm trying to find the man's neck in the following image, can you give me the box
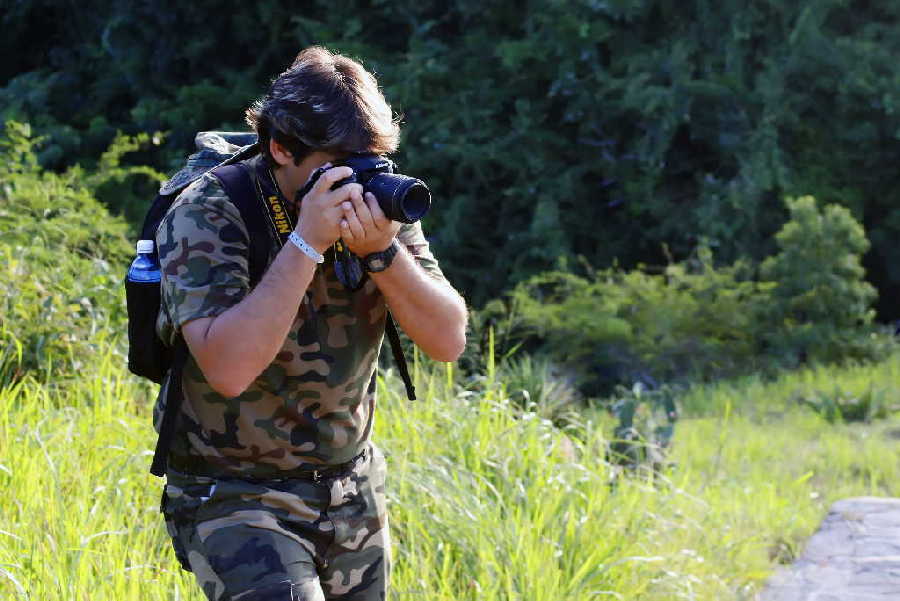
[270,164,300,218]
[272,167,295,203]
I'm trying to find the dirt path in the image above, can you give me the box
[758,497,900,600]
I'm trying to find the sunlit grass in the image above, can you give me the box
[2,348,900,600]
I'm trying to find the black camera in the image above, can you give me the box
[308,154,431,224]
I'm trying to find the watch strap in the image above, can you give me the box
[363,240,399,273]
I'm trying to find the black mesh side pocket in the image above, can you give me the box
[125,278,171,384]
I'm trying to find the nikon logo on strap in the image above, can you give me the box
[267,195,291,235]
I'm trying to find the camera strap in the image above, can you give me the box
[385,314,416,400]
[255,162,294,246]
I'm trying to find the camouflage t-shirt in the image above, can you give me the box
[155,158,445,478]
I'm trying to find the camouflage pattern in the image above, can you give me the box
[154,155,445,478]
[161,442,390,600]
[155,154,447,597]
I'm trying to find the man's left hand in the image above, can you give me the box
[340,191,402,257]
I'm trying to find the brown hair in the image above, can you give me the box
[245,46,400,166]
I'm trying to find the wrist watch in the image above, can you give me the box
[362,240,399,273]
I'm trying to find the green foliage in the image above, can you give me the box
[761,196,881,366]
[502,245,772,393]
[495,354,580,423]
[4,1,900,316]
[483,200,892,395]
[608,382,680,473]
[80,131,166,228]
[0,122,149,384]
[795,384,896,424]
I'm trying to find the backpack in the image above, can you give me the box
[125,132,263,384]
[125,131,414,477]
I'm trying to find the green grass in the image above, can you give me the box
[2,348,900,600]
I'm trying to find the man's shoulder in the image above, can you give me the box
[158,167,256,242]
[168,154,263,220]
[169,172,239,219]
[156,171,253,266]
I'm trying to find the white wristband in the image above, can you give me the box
[288,232,325,264]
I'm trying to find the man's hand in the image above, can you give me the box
[295,166,366,254]
[339,191,403,257]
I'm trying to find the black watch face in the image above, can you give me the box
[365,243,397,272]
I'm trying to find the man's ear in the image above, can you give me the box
[269,138,293,167]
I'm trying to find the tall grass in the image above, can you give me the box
[2,347,900,599]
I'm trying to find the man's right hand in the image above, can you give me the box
[295,166,364,254]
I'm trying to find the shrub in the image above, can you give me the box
[760,196,882,366]
[502,245,771,394]
[608,382,680,473]
[496,354,580,423]
[0,122,155,385]
[477,199,894,396]
[795,385,896,424]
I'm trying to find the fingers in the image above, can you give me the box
[326,181,364,210]
[305,162,332,185]
[341,190,391,244]
[341,185,367,239]
[312,166,354,195]
[365,192,390,228]
[343,191,389,231]
[340,201,365,241]
[348,189,378,232]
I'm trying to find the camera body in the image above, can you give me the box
[325,154,431,224]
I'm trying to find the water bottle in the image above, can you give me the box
[125,238,167,382]
[127,239,160,283]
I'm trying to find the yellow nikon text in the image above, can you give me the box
[267,195,291,235]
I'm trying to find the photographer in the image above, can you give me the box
[156,46,467,600]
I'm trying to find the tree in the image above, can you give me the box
[760,195,879,365]
[4,1,900,314]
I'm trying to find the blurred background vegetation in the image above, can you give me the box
[2,0,898,398]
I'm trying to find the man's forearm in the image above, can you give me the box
[369,247,467,362]
[183,243,318,397]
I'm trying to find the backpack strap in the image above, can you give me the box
[150,163,270,478]
[211,163,272,287]
[150,340,188,476]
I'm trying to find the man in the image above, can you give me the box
[156,46,467,600]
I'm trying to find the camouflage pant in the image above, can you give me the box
[160,443,390,600]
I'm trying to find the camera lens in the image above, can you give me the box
[395,179,431,223]
[366,173,431,224]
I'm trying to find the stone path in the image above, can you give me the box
[758,497,900,601]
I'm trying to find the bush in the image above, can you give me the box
[608,382,679,473]
[0,121,156,385]
[476,199,893,395]
[496,354,580,423]
[499,246,771,394]
[760,196,882,366]
[795,385,896,424]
